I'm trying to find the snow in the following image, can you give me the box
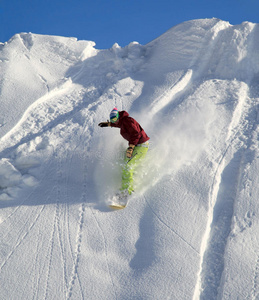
[0,18,258,299]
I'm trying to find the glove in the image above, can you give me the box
[126,144,135,158]
[98,122,111,127]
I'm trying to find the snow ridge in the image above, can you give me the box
[193,21,259,298]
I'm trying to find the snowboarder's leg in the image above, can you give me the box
[121,164,134,195]
[121,144,148,195]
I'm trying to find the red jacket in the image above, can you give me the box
[111,111,150,145]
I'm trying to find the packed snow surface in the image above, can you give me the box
[0,18,258,299]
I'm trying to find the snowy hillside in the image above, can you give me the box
[0,18,258,299]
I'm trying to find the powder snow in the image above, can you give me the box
[0,18,258,300]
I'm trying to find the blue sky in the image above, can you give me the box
[0,0,258,49]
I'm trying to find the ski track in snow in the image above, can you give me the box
[44,204,59,299]
[89,208,118,299]
[193,21,259,299]
[44,155,69,299]
[195,90,259,298]
[66,202,85,299]
[252,256,259,300]
[149,69,193,116]
[55,154,70,295]
[66,123,89,300]
[197,111,234,296]
[144,195,200,255]
[0,205,45,272]
[246,106,259,300]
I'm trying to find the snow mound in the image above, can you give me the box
[0,18,258,300]
[0,158,38,200]
[0,159,22,189]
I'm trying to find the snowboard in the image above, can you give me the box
[109,203,127,210]
[108,192,129,210]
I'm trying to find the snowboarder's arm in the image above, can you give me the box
[98,121,111,127]
[110,122,120,128]
[126,144,135,158]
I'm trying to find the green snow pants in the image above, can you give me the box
[121,142,149,195]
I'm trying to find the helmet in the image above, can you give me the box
[110,108,119,123]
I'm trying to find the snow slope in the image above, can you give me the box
[0,18,258,299]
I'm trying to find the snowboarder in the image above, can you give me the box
[98,108,150,200]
